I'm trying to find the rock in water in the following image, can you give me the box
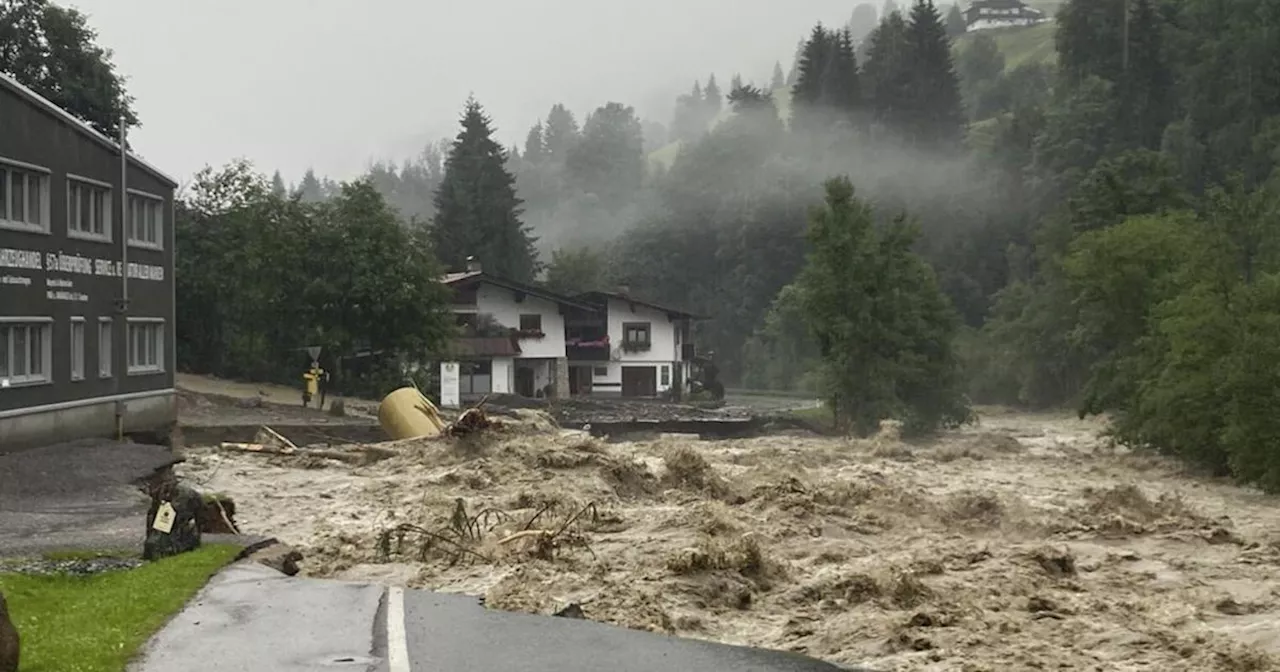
[143,474,205,561]
[0,591,19,672]
[249,542,304,576]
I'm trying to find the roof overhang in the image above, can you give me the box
[442,272,599,312]
[0,72,179,188]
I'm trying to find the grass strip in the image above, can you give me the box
[0,544,241,672]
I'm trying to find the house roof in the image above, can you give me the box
[577,291,707,320]
[450,336,521,358]
[441,271,599,311]
[0,72,179,188]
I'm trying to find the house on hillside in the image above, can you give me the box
[0,72,178,453]
[565,289,701,399]
[964,0,1047,31]
[438,262,703,405]
[442,259,596,402]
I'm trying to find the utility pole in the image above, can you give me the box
[1122,0,1130,73]
[114,112,129,439]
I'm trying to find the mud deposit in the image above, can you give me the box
[177,408,1280,671]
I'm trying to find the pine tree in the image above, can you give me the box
[863,12,911,127]
[827,28,862,115]
[787,38,806,86]
[1116,0,1173,150]
[882,0,901,19]
[431,98,539,282]
[524,121,546,164]
[731,73,745,92]
[270,171,287,198]
[296,168,325,203]
[792,24,835,111]
[704,74,723,116]
[543,104,580,161]
[904,0,965,148]
[945,3,967,37]
[771,61,786,90]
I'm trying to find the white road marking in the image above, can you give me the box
[387,586,411,672]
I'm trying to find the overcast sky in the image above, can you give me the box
[66,0,859,187]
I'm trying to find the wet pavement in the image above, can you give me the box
[130,562,875,672]
[0,439,178,557]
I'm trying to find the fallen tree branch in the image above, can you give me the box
[258,425,298,450]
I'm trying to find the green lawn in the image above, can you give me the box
[955,22,1058,69]
[0,544,241,672]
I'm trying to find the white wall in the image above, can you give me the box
[474,283,566,359]
[492,357,513,394]
[606,298,678,363]
[968,17,1044,30]
[588,298,682,395]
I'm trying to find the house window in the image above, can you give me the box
[0,319,53,385]
[127,192,164,248]
[98,317,113,377]
[67,177,111,240]
[127,319,164,374]
[70,317,86,381]
[661,365,670,386]
[592,366,608,377]
[0,160,51,233]
[518,314,543,335]
[622,322,651,351]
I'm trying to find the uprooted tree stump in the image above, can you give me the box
[201,495,240,534]
[141,470,205,561]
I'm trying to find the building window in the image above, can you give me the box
[127,192,164,249]
[592,366,608,377]
[0,160,51,233]
[99,317,113,378]
[622,322,651,352]
[518,313,544,338]
[67,177,112,240]
[661,365,670,387]
[70,317,86,381]
[0,319,53,386]
[127,319,164,374]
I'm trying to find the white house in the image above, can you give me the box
[442,260,597,402]
[964,0,1047,31]
[438,262,703,404]
[565,290,699,398]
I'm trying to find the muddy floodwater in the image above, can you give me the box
[178,407,1280,671]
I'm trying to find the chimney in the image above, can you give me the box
[616,284,630,296]
[465,256,481,273]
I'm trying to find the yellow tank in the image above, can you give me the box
[378,387,446,440]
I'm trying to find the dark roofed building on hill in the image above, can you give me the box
[964,0,1047,31]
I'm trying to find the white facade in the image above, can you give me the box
[455,282,567,360]
[586,297,690,396]
[967,16,1044,30]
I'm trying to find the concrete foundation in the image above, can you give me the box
[0,389,176,454]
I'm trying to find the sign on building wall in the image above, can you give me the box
[440,361,460,409]
[0,247,165,303]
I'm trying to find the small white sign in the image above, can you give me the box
[440,361,460,409]
[152,501,177,533]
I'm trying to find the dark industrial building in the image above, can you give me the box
[0,72,177,452]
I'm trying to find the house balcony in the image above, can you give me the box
[567,335,611,362]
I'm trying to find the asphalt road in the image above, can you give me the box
[131,563,875,672]
[0,439,179,557]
